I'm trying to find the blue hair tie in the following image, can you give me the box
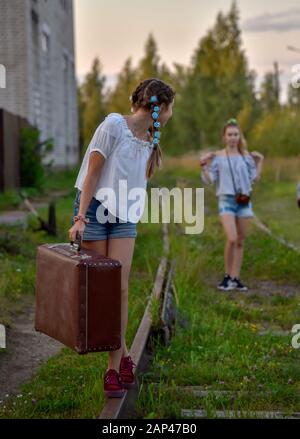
[149,95,161,149]
[150,95,158,103]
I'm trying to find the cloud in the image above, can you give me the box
[242,8,300,32]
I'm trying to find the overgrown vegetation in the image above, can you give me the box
[1,156,300,418]
[20,127,54,190]
[78,1,300,158]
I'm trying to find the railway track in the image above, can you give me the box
[253,214,300,254]
[99,181,300,420]
[99,221,177,419]
[170,179,300,419]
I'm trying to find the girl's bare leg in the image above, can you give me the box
[219,214,238,276]
[81,239,108,256]
[231,217,250,278]
[81,238,135,371]
[106,237,136,371]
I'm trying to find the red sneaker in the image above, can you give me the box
[103,368,126,398]
[119,355,137,389]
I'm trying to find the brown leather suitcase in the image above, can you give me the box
[35,234,122,354]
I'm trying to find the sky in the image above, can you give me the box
[74,0,300,101]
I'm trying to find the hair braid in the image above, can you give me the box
[130,78,176,179]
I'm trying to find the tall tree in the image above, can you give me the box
[137,33,160,81]
[259,62,281,112]
[176,1,258,149]
[79,58,107,149]
[77,85,85,158]
[107,57,137,114]
[287,81,300,109]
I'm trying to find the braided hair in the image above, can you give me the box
[130,78,176,179]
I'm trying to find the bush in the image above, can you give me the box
[20,127,54,190]
[249,108,300,157]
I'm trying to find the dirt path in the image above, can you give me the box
[0,190,72,401]
[0,190,71,227]
[0,300,63,401]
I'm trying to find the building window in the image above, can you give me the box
[41,32,50,53]
[31,10,39,47]
[33,88,41,128]
[63,53,68,72]
[60,0,68,13]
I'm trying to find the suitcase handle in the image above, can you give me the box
[70,230,82,252]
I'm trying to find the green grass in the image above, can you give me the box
[43,167,80,193]
[1,156,300,418]
[0,191,162,418]
[0,191,78,326]
[252,157,300,247]
[0,167,79,212]
[136,157,300,419]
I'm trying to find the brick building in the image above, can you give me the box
[0,0,79,169]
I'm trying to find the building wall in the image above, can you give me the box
[0,0,79,169]
[0,0,29,119]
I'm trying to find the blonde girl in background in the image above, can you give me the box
[200,118,264,292]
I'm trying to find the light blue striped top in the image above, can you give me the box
[201,153,257,196]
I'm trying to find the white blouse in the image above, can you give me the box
[74,112,154,222]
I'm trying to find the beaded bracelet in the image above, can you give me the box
[73,214,90,224]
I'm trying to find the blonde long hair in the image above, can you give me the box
[130,78,176,179]
[223,119,247,155]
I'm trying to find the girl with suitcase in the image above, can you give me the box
[68,78,175,397]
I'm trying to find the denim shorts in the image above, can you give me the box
[70,190,137,240]
[218,194,254,218]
